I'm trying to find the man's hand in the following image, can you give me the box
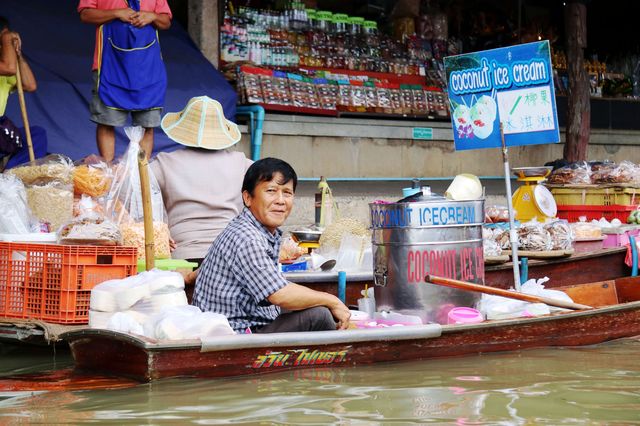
[330,301,351,330]
[181,268,198,286]
[116,8,136,23]
[131,11,156,28]
[169,237,177,252]
[9,32,21,57]
[1,31,21,57]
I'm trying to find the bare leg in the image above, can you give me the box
[140,127,154,159]
[96,124,115,162]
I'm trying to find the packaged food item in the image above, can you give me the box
[106,127,169,260]
[337,80,352,109]
[350,80,366,112]
[0,173,38,234]
[279,235,306,262]
[120,221,171,259]
[7,154,74,186]
[58,215,122,245]
[315,78,337,110]
[517,220,553,251]
[26,182,73,231]
[547,161,591,184]
[73,162,113,198]
[363,82,378,111]
[73,194,106,218]
[570,221,602,239]
[544,220,573,250]
[591,160,637,184]
[375,82,393,114]
[485,205,510,223]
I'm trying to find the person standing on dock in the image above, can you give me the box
[193,158,351,334]
[78,0,172,162]
[0,16,37,168]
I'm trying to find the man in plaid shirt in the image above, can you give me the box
[193,157,351,333]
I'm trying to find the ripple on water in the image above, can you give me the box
[0,340,639,424]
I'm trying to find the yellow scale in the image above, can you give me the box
[511,167,558,222]
[298,242,320,251]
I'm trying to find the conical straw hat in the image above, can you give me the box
[161,96,241,150]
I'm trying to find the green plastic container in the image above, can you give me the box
[137,258,198,273]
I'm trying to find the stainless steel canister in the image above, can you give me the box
[370,199,485,324]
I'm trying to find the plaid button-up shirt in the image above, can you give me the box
[193,208,288,333]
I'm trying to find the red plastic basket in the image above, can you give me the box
[556,204,638,222]
[0,242,137,324]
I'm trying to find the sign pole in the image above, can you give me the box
[500,123,521,291]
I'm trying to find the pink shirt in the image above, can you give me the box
[78,0,172,70]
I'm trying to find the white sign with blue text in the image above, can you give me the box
[443,41,560,150]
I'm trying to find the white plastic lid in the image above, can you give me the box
[0,233,57,243]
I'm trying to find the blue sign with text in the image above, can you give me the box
[443,41,560,151]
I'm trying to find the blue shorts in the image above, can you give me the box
[89,71,161,128]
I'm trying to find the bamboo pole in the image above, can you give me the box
[14,56,34,162]
[425,274,592,311]
[138,149,155,270]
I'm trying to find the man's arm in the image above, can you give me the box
[16,55,36,92]
[79,8,135,25]
[0,31,18,76]
[131,12,171,30]
[268,283,351,330]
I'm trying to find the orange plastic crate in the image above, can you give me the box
[0,242,137,324]
[556,204,637,222]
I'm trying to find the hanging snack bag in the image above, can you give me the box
[73,159,113,198]
[25,181,74,231]
[7,154,74,186]
[106,127,170,260]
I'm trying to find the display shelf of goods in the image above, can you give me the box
[550,187,640,206]
[237,65,449,119]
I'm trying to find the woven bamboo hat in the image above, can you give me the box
[161,96,241,150]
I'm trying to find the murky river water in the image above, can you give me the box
[1,338,640,424]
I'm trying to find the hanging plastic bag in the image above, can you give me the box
[73,157,114,198]
[106,127,170,259]
[7,154,74,186]
[0,173,39,234]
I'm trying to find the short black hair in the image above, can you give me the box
[0,17,9,32]
[242,157,297,195]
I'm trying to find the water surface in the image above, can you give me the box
[1,338,639,424]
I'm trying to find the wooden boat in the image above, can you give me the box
[0,247,630,346]
[62,276,640,382]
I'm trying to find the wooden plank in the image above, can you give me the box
[557,281,618,307]
[613,276,640,303]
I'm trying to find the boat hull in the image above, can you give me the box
[65,298,640,382]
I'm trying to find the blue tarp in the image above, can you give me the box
[3,0,237,160]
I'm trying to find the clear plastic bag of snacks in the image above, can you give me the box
[73,157,113,198]
[547,161,591,185]
[106,127,169,259]
[8,154,74,186]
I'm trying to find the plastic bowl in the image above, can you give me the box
[447,307,484,325]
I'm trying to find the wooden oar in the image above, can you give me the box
[137,149,155,270]
[425,274,592,310]
[14,56,34,162]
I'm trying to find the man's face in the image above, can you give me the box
[243,172,294,234]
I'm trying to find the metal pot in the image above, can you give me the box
[291,230,322,243]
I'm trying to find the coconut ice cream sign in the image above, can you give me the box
[444,41,560,150]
